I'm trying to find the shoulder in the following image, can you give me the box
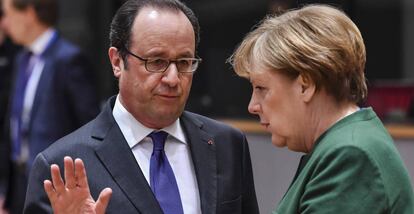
[39,118,99,162]
[44,37,93,78]
[308,123,414,209]
[45,36,86,64]
[315,114,396,162]
[312,127,391,179]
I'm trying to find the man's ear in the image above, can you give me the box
[297,74,316,103]
[108,47,124,78]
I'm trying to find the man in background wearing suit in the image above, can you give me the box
[24,0,259,213]
[0,0,100,213]
[0,2,20,212]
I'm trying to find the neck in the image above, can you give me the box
[304,95,358,152]
[23,24,50,47]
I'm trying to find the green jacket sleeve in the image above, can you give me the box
[300,146,388,213]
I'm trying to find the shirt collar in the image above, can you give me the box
[28,28,56,55]
[112,95,187,149]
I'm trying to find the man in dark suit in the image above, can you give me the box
[0,0,100,213]
[0,4,20,212]
[24,0,259,213]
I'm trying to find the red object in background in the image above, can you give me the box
[365,83,414,120]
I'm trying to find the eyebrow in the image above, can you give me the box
[143,50,195,59]
[178,51,195,58]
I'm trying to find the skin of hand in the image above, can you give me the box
[43,156,112,214]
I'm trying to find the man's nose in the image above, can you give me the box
[162,63,180,87]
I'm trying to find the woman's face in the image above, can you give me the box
[248,67,308,152]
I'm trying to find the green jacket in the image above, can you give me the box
[274,108,414,214]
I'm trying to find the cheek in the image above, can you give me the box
[268,117,283,137]
[5,17,16,32]
[14,16,25,29]
[179,75,193,93]
[120,72,140,94]
[261,94,278,118]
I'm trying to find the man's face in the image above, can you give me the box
[113,7,195,129]
[1,0,30,45]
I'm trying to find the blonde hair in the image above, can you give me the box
[230,4,367,103]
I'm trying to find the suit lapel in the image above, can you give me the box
[29,58,53,125]
[93,98,163,214]
[181,112,217,214]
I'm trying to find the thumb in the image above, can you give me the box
[95,188,113,214]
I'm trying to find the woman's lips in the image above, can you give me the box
[260,122,270,129]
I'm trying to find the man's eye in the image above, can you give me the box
[151,59,167,66]
[177,60,190,66]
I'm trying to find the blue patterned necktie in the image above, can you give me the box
[10,50,33,161]
[149,131,184,214]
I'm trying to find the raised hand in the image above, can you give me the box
[43,157,112,214]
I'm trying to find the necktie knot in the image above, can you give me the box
[22,50,34,74]
[149,131,168,151]
[23,49,33,59]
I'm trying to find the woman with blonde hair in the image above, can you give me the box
[230,4,414,214]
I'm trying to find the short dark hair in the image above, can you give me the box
[109,0,200,68]
[11,0,58,26]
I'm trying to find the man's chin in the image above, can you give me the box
[153,109,184,121]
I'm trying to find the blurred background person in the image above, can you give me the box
[230,4,414,213]
[0,0,19,212]
[0,0,100,212]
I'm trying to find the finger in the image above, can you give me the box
[64,156,76,189]
[96,188,113,214]
[50,164,65,193]
[44,180,56,203]
[74,158,89,189]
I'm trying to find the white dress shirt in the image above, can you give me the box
[112,96,201,214]
[22,28,56,129]
[13,28,56,160]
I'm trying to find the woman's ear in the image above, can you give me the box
[297,74,316,103]
[108,47,124,78]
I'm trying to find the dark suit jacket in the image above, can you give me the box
[24,97,259,214]
[0,38,20,194]
[0,34,100,207]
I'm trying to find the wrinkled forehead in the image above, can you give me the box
[132,7,194,40]
[128,7,195,56]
